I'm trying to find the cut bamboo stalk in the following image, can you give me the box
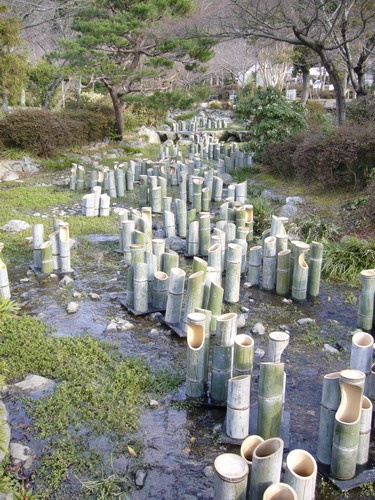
[257,363,284,439]
[125,169,134,190]
[152,271,168,309]
[182,271,204,333]
[202,187,210,212]
[133,262,149,313]
[202,266,219,309]
[175,199,187,238]
[357,269,375,332]
[122,220,136,265]
[249,437,284,500]
[151,186,162,213]
[216,312,237,347]
[233,334,254,377]
[276,234,288,255]
[350,330,373,395]
[187,220,199,256]
[93,186,101,216]
[211,228,226,270]
[214,453,248,500]
[225,375,251,439]
[192,256,207,281]
[161,250,179,277]
[291,253,309,301]
[40,241,54,275]
[108,170,117,198]
[152,238,165,272]
[99,194,110,216]
[263,483,297,500]
[32,224,44,270]
[195,307,211,384]
[247,245,262,286]
[207,282,224,332]
[192,177,203,213]
[213,176,223,202]
[58,223,71,271]
[289,241,310,289]
[262,236,277,291]
[165,268,186,324]
[186,312,206,398]
[235,206,246,229]
[211,345,233,404]
[199,214,211,257]
[307,241,323,297]
[118,210,129,253]
[163,210,176,238]
[49,231,60,271]
[224,243,242,304]
[0,255,11,299]
[240,434,264,496]
[115,166,125,197]
[331,369,365,479]
[133,230,145,247]
[220,202,229,221]
[208,243,222,286]
[268,332,290,363]
[284,449,317,500]
[162,196,172,212]
[276,250,291,296]
[235,181,247,204]
[357,395,372,465]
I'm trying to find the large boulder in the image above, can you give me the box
[138,126,161,145]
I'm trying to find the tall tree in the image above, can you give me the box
[56,0,213,138]
[220,0,375,123]
[292,46,319,104]
[0,5,28,112]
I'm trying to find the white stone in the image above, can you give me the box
[138,126,161,144]
[66,301,80,314]
[10,442,33,468]
[13,375,55,392]
[89,293,101,301]
[0,220,32,233]
[105,321,118,333]
[324,344,339,354]
[135,469,147,488]
[149,400,159,408]
[236,314,247,329]
[255,348,266,358]
[252,322,265,335]
[59,275,74,287]
[296,317,315,325]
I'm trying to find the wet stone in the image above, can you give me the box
[89,292,101,301]
[324,343,339,354]
[135,469,147,488]
[59,275,74,287]
[66,301,80,314]
[252,322,265,335]
[10,442,33,468]
[255,348,266,358]
[236,314,247,328]
[202,465,214,477]
[13,375,55,393]
[296,317,315,325]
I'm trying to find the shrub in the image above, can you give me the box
[261,132,306,179]
[346,95,375,124]
[235,87,308,161]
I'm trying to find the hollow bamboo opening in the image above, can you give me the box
[187,325,204,349]
[240,435,264,463]
[286,450,317,477]
[336,384,363,423]
[235,334,254,347]
[352,331,373,348]
[263,483,297,500]
[254,437,283,459]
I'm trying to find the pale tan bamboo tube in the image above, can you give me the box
[291,253,309,301]
[357,395,372,465]
[241,434,264,495]
[350,330,373,395]
[284,449,317,500]
[214,453,248,500]
[165,268,186,324]
[0,256,11,299]
[249,437,284,500]
[186,312,206,398]
[263,483,297,500]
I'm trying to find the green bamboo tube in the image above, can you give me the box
[235,181,247,204]
[133,230,145,247]
[263,483,297,500]
[199,214,211,257]
[262,236,277,291]
[270,215,285,237]
[130,243,146,264]
[152,238,165,272]
[204,168,214,199]
[232,238,248,274]
[350,330,373,395]
[108,170,117,198]
[201,187,210,212]
[49,231,60,271]
[292,253,309,301]
[203,266,219,309]
[257,363,284,439]
[33,223,44,270]
[186,312,207,398]
[224,243,242,304]
[276,234,288,255]
[249,437,284,500]
[158,176,167,199]
[0,256,10,299]
[225,375,251,439]
[126,265,135,307]
[182,271,204,333]
[186,207,197,242]
[284,449,317,500]
[214,453,248,500]
[276,250,291,296]
[357,395,372,465]
[244,204,254,241]
[208,243,222,286]
[192,256,207,281]
[212,176,223,202]
[211,228,226,270]
[316,372,341,465]
[307,241,323,297]
[240,434,264,497]
[207,282,224,332]
[163,210,176,238]
[162,196,172,212]
[118,210,129,253]
[40,241,54,275]
[192,177,203,213]
[357,269,375,332]
[122,220,136,265]
[233,334,254,377]
[165,267,186,324]
[211,345,233,404]
[289,241,310,289]
[133,262,149,313]
[187,220,199,256]
[219,202,229,221]
[151,186,162,213]
[235,206,246,230]
[247,245,262,286]
[115,166,125,197]
[176,199,187,238]
[216,312,237,347]
[139,175,148,205]
[331,369,365,479]
[195,307,212,385]
[152,271,169,309]
[161,250,179,277]
[125,169,134,191]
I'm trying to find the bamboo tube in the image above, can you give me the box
[195,307,211,385]
[199,214,211,257]
[211,345,233,404]
[99,194,110,216]
[207,282,224,332]
[58,223,71,271]
[108,170,117,198]
[357,395,372,465]
[208,243,222,286]
[115,166,125,197]
[49,231,60,271]
[240,434,264,496]
[220,202,229,221]
[139,175,148,205]
[125,169,134,190]
[357,269,375,332]
[235,181,247,204]
[202,266,218,309]
[276,250,291,296]
[307,241,323,297]
[225,375,251,439]
[122,220,136,265]
[263,483,297,500]
[187,220,199,256]
[201,187,210,212]
[291,253,309,301]
[93,186,101,216]
[249,437,284,500]
[214,453,248,500]
[224,222,236,246]
[126,265,135,307]
[158,176,167,199]
[130,243,146,264]
[235,206,246,229]
[133,230,145,247]
[331,369,365,480]
[163,210,176,238]
[224,243,242,304]
[284,449,317,500]
[33,224,44,270]
[213,176,223,202]
[81,193,94,216]
[186,312,206,398]
[369,363,375,410]
[152,239,165,272]
[70,164,77,190]
[40,241,53,275]
[268,332,290,363]
[76,165,85,191]
[162,196,172,212]
[244,204,254,241]
[161,250,179,277]
[133,262,149,313]
[233,334,254,377]
[316,372,341,465]
[192,256,207,281]
[257,363,284,439]
[247,245,262,286]
[175,199,187,238]
[289,241,310,289]
[192,177,203,213]
[182,271,204,333]
[0,256,10,299]
[118,210,129,253]
[151,271,168,309]
[262,236,277,291]
[276,234,288,255]
[146,251,156,297]
[216,312,237,346]
[151,186,162,213]
[350,330,373,395]
[211,228,226,270]
[165,268,186,324]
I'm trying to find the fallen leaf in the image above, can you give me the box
[128,445,137,457]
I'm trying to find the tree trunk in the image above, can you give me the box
[108,87,125,139]
[300,67,310,104]
[319,52,346,124]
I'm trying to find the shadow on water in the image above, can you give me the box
[6,232,374,499]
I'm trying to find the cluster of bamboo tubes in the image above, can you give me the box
[81,188,110,217]
[0,243,11,299]
[170,112,228,133]
[70,162,135,196]
[32,221,72,274]
[317,330,374,480]
[214,436,317,500]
